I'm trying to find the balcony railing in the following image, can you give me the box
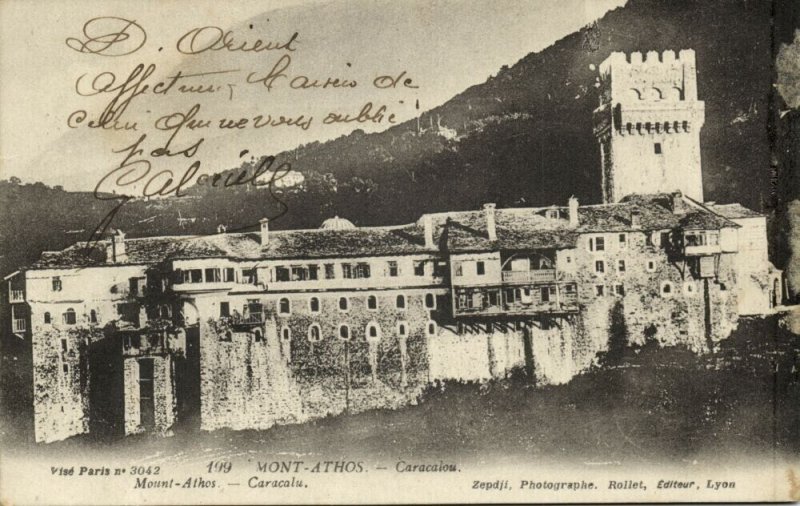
[454,284,578,317]
[501,269,556,284]
[12,318,26,333]
[684,244,722,256]
[9,290,23,303]
[229,311,265,326]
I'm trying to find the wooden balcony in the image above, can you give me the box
[12,318,26,333]
[454,283,578,317]
[9,289,24,303]
[501,269,556,284]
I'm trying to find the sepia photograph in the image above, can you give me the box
[0,0,799,503]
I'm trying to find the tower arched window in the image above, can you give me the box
[89,309,97,323]
[44,312,51,324]
[424,293,436,309]
[396,294,406,309]
[427,321,437,336]
[279,298,291,315]
[396,321,407,337]
[63,308,76,325]
[338,324,350,341]
[338,297,349,311]
[281,327,292,341]
[308,323,321,342]
[254,329,263,342]
[367,295,378,310]
[309,297,320,313]
[366,322,381,341]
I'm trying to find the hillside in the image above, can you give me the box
[0,0,795,278]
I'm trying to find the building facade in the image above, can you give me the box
[3,50,785,443]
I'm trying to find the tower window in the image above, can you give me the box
[309,297,320,313]
[396,294,406,309]
[338,297,348,311]
[338,324,350,340]
[654,142,662,154]
[44,312,51,324]
[308,324,321,342]
[281,327,291,341]
[367,295,378,310]
[279,298,291,315]
[476,261,485,275]
[424,293,436,309]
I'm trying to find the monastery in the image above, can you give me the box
[3,49,785,443]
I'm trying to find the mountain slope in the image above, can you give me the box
[0,0,786,278]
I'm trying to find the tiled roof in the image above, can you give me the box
[29,194,740,269]
[706,203,763,220]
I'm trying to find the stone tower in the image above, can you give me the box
[593,49,705,203]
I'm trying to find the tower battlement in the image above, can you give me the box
[599,49,698,104]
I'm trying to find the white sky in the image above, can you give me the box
[0,0,627,191]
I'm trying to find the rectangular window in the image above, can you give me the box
[129,277,139,295]
[205,268,221,283]
[387,261,398,277]
[183,269,202,284]
[220,302,230,317]
[595,285,605,296]
[355,263,371,278]
[52,276,62,292]
[615,284,625,296]
[342,264,353,279]
[223,267,235,282]
[595,260,605,273]
[618,259,626,272]
[324,264,335,279]
[414,260,425,276]
[654,142,662,154]
[433,261,447,278]
[291,266,307,281]
[619,233,627,248]
[454,262,463,277]
[308,265,319,280]
[275,266,290,282]
[61,338,68,353]
[476,261,485,275]
[589,236,605,252]
[241,268,257,284]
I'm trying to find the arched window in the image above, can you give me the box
[424,293,436,309]
[223,330,233,342]
[309,297,320,313]
[661,281,674,297]
[89,309,97,323]
[367,295,378,310]
[63,308,76,325]
[366,322,381,341]
[397,321,407,337]
[279,298,291,315]
[44,312,51,324]
[396,294,406,309]
[308,324,321,342]
[254,329,263,342]
[338,324,350,340]
[281,327,291,341]
[338,297,348,311]
[426,321,437,336]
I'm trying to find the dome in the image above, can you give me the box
[320,216,356,230]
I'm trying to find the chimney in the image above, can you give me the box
[259,218,269,245]
[670,191,683,214]
[111,229,127,263]
[568,196,579,227]
[630,210,642,229]
[423,215,434,249]
[217,224,227,234]
[483,203,497,241]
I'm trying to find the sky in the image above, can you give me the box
[0,0,628,191]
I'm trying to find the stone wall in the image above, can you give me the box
[31,325,101,443]
[122,355,176,436]
[198,290,435,431]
